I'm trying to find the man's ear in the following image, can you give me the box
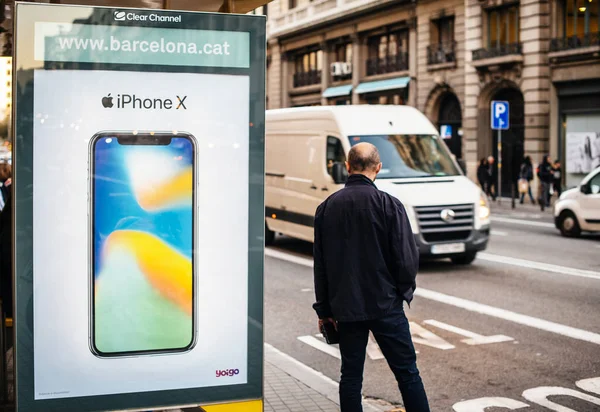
[345,161,351,173]
[375,162,382,174]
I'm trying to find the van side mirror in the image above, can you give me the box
[331,162,348,184]
[457,159,467,174]
[580,184,589,194]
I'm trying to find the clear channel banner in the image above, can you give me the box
[13,4,265,411]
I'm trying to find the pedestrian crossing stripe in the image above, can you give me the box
[200,400,262,411]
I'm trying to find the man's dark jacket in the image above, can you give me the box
[312,174,419,322]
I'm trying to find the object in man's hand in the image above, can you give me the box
[320,321,340,345]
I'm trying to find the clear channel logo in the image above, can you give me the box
[102,94,188,110]
[114,11,126,21]
[113,10,182,23]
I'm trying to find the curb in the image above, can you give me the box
[265,343,398,412]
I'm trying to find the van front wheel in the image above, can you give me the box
[451,252,477,265]
[265,223,275,246]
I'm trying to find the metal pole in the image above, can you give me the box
[511,182,515,209]
[498,129,502,204]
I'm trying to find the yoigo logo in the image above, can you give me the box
[114,11,126,21]
[101,94,188,110]
[215,368,240,378]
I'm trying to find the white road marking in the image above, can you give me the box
[478,252,600,281]
[522,387,600,411]
[409,322,455,350]
[423,319,514,346]
[266,248,313,266]
[492,216,555,228]
[301,288,312,292]
[577,377,600,395]
[266,248,600,345]
[490,230,508,236]
[415,289,600,345]
[268,246,600,282]
[298,334,396,360]
[297,335,341,359]
[453,397,529,411]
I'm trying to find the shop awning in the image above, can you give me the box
[322,85,353,98]
[355,76,410,95]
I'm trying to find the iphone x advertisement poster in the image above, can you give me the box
[14,4,265,411]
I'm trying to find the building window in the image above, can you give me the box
[334,43,353,63]
[366,30,409,76]
[473,5,521,60]
[428,16,456,65]
[551,0,600,51]
[565,0,599,37]
[289,0,297,10]
[488,5,519,49]
[293,49,322,87]
[331,43,353,81]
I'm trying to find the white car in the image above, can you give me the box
[554,166,600,237]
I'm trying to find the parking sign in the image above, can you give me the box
[440,125,452,139]
[491,101,509,130]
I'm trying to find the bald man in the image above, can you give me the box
[313,143,429,412]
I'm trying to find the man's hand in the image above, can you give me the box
[318,317,337,332]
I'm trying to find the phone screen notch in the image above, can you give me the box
[117,134,172,146]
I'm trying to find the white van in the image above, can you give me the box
[554,166,600,237]
[265,105,490,265]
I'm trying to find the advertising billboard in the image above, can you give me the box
[13,4,265,411]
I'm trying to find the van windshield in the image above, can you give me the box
[349,134,460,179]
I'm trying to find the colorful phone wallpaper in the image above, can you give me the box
[92,135,195,356]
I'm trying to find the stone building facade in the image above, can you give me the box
[264,0,600,191]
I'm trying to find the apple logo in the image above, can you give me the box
[102,94,114,108]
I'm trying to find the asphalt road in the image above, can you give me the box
[263,209,600,411]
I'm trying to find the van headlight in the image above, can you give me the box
[479,193,490,220]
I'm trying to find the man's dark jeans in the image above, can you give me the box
[337,305,430,412]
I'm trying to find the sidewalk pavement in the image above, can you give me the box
[156,344,401,412]
[263,356,340,412]
[263,344,401,412]
[489,196,555,222]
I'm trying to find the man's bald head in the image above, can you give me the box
[347,142,382,179]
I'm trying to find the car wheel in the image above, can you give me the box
[265,222,275,246]
[451,252,477,265]
[558,211,581,238]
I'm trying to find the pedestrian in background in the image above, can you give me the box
[552,159,563,199]
[537,155,554,212]
[518,156,535,205]
[313,142,429,412]
[0,162,11,212]
[0,167,12,319]
[487,156,497,201]
[477,158,489,193]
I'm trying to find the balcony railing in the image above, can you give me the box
[366,53,409,76]
[472,42,522,61]
[550,32,600,52]
[427,42,456,65]
[293,70,322,88]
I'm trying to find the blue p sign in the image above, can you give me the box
[491,101,509,130]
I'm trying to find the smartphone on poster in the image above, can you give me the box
[88,131,197,357]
